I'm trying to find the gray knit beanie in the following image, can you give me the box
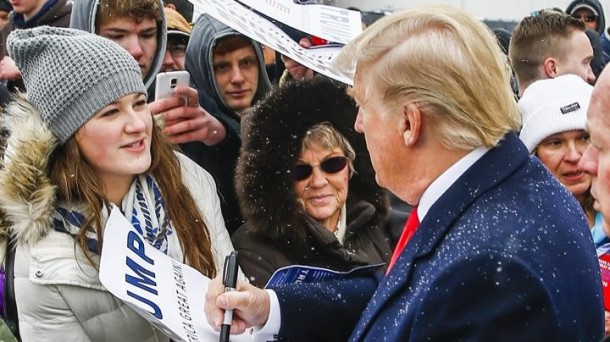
[7,26,147,143]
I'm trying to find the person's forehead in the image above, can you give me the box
[352,70,367,102]
[99,17,157,31]
[213,44,256,60]
[588,90,610,134]
[167,34,188,45]
[574,8,595,15]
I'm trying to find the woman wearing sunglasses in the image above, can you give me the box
[231,77,393,287]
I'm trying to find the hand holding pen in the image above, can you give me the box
[219,251,239,342]
[204,256,272,336]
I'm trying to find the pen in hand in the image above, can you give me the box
[219,251,238,342]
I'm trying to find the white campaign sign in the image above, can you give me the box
[99,206,251,342]
[188,0,353,85]
[235,0,362,44]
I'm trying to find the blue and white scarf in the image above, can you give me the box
[52,175,175,255]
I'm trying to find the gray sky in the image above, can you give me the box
[335,0,610,22]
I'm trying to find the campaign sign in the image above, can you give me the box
[188,0,353,85]
[265,263,384,288]
[99,206,251,342]
[235,0,362,44]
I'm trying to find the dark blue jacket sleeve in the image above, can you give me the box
[272,275,380,342]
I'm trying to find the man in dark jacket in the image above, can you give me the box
[0,0,72,87]
[205,5,604,341]
[184,13,272,234]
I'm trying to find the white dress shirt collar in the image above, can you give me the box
[417,147,488,221]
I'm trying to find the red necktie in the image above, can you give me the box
[387,206,420,273]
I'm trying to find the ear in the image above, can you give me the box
[542,57,559,78]
[400,103,422,147]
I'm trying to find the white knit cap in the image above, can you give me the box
[518,74,592,153]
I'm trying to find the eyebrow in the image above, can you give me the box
[101,27,157,35]
[239,55,256,62]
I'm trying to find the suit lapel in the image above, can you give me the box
[353,133,529,340]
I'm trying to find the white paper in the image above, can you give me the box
[99,206,251,342]
[235,0,362,44]
[188,0,353,85]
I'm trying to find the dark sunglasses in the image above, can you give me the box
[293,156,348,181]
[573,14,598,22]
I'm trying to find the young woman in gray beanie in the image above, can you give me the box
[0,26,239,341]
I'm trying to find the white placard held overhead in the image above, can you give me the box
[188,0,353,85]
[235,0,362,44]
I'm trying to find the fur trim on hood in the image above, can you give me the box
[0,94,58,263]
[236,77,388,249]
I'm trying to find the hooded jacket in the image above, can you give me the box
[565,0,610,72]
[0,0,72,92]
[566,0,606,35]
[69,0,167,90]
[185,13,271,135]
[232,77,392,287]
[0,95,238,341]
[0,0,72,59]
[182,13,272,235]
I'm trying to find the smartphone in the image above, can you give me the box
[154,70,190,101]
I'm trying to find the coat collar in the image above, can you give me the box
[0,94,58,257]
[354,132,529,338]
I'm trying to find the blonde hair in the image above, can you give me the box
[334,5,521,150]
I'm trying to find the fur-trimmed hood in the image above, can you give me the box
[236,77,388,248]
[0,94,58,263]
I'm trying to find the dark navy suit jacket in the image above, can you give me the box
[273,133,604,341]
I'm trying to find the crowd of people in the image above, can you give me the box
[0,0,608,341]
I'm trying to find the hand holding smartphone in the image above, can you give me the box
[154,70,190,101]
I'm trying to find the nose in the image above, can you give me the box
[564,142,582,162]
[308,166,329,188]
[579,143,599,176]
[125,108,148,133]
[230,66,245,84]
[161,49,175,72]
[125,36,144,61]
[354,109,363,133]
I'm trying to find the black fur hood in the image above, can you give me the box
[236,77,389,246]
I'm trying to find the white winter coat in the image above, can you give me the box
[0,96,238,341]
